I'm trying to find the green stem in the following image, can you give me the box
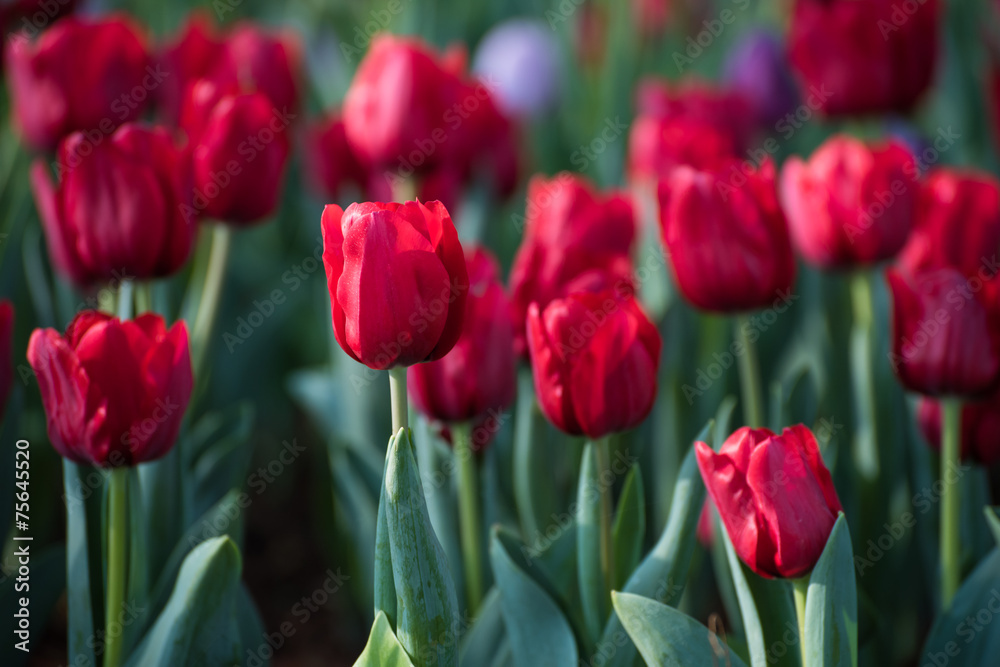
[793,576,809,666]
[595,436,615,607]
[388,367,408,435]
[103,468,128,667]
[190,224,232,376]
[134,282,154,315]
[849,271,879,480]
[941,399,962,609]
[735,314,764,428]
[453,422,484,613]
[116,280,133,321]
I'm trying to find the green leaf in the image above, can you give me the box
[611,592,749,667]
[63,461,100,667]
[374,439,396,628]
[354,611,417,667]
[183,403,255,525]
[576,442,604,642]
[384,428,459,667]
[124,468,149,658]
[803,515,858,667]
[612,464,645,591]
[124,537,243,667]
[489,528,579,667]
[236,583,267,667]
[138,447,183,584]
[985,507,1000,548]
[512,369,557,543]
[459,588,505,667]
[596,421,710,667]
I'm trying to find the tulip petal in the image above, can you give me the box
[27,329,93,464]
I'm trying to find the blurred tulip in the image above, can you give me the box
[780,135,918,269]
[628,115,735,182]
[304,112,368,201]
[30,124,194,286]
[0,300,12,421]
[191,92,291,224]
[527,289,660,438]
[696,499,716,548]
[0,0,78,71]
[509,173,635,352]
[632,0,671,38]
[408,246,516,431]
[658,160,796,312]
[696,425,843,579]
[918,391,1000,465]
[788,0,940,116]
[472,19,561,118]
[5,15,151,150]
[635,77,753,153]
[887,267,1000,397]
[722,29,799,130]
[321,200,469,369]
[898,169,1000,280]
[27,311,192,467]
[156,12,225,124]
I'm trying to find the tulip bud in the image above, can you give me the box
[191,92,291,224]
[30,123,194,287]
[509,173,635,353]
[898,169,1000,280]
[887,267,1000,397]
[788,0,940,116]
[408,247,516,434]
[5,15,150,150]
[322,200,469,370]
[780,135,918,269]
[0,300,12,422]
[304,112,368,201]
[526,289,660,438]
[696,425,843,579]
[156,12,226,125]
[27,311,192,467]
[918,392,1000,465]
[658,160,796,312]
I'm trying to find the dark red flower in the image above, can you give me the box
[27,311,192,467]
[5,15,150,150]
[155,12,226,125]
[322,200,468,370]
[0,300,12,421]
[918,391,1000,465]
[526,289,660,438]
[304,112,368,201]
[408,246,516,428]
[780,134,918,269]
[634,77,753,153]
[696,425,843,579]
[658,159,796,312]
[30,123,194,286]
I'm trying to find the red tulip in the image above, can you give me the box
[780,135,918,269]
[634,78,753,153]
[30,123,194,287]
[898,169,1000,280]
[26,311,192,467]
[191,92,291,224]
[0,300,12,421]
[628,115,735,183]
[695,425,843,579]
[5,15,151,150]
[918,391,1000,465]
[887,267,1000,397]
[658,159,796,312]
[322,200,469,370]
[526,289,660,438]
[305,112,368,201]
[509,173,635,353]
[155,12,226,125]
[788,0,940,116]
[408,246,516,427]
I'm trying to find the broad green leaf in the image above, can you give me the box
[985,507,1000,548]
[236,583,267,667]
[576,442,604,641]
[183,403,255,525]
[384,428,459,667]
[353,611,416,667]
[612,464,645,591]
[803,515,858,667]
[138,447,183,583]
[612,592,748,667]
[490,529,579,667]
[63,461,100,667]
[374,438,396,627]
[459,588,505,667]
[124,537,242,667]
[512,369,556,543]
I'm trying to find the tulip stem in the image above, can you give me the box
[595,436,615,608]
[941,398,962,609]
[849,271,880,481]
[453,421,484,613]
[191,224,232,376]
[388,367,408,434]
[793,576,809,666]
[735,314,764,428]
[135,282,154,315]
[103,467,128,667]
[116,280,133,321]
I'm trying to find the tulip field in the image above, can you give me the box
[3,0,1000,665]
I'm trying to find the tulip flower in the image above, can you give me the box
[0,300,12,421]
[322,200,468,371]
[886,267,1000,398]
[628,116,735,182]
[526,288,660,438]
[788,0,940,116]
[191,92,291,224]
[898,169,1000,280]
[658,159,796,313]
[471,19,561,118]
[780,135,918,269]
[408,246,516,430]
[695,425,843,579]
[722,29,799,130]
[509,173,635,352]
[155,12,226,124]
[5,15,150,150]
[634,77,753,153]
[918,391,1000,465]
[30,123,194,287]
[27,311,192,467]
[304,112,368,201]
